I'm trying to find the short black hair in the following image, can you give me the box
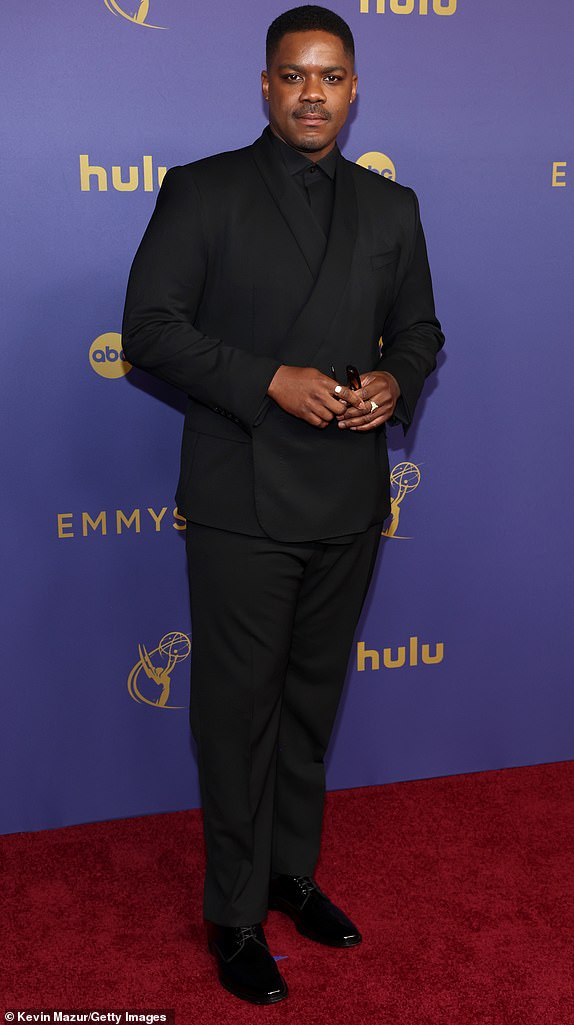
[266,5,355,68]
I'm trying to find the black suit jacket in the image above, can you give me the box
[122,129,444,542]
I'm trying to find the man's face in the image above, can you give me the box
[261,30,357,162]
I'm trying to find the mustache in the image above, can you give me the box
[293,106,331,121]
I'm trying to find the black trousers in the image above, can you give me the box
[185,521,382,926]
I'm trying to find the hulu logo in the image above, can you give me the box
[360,0,457,13]
[79,154,167,192]
[357,636,444,671]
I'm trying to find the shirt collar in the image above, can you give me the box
[265,125,339,180]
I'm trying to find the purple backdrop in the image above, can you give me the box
[2,0,574,834]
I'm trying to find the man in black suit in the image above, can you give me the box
[122,4,443,1005]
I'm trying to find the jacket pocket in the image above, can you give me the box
[185,402,250,443]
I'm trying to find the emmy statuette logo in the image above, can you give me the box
[89,333,132,379]
[103,0,167,29]
[128,632,191,708]
[383,461,421,539]
[356,151,396,181]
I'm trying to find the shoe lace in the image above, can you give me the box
[236,924,259,943]
[296,876,321,899]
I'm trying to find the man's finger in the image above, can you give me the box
[350,415,387,431]
[340,396,392,420]
[338,405,390,428]
[307,411,331,428]
[333,384,366,409]
[320,393,350,417]
[341,410,387,431]
[360,383,391,405]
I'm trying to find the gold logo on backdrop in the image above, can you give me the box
[57,506,186,538]
[359,0,457,14]
[357,635,444,670]
[89,332,132,379]
[128,632,191,708]
[356,151,396,181]
[80,155,167,193]
[383,461,421,539]
[551,162,568,187]
[103,1,167,29]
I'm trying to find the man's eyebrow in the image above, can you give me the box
[277,63,348,74]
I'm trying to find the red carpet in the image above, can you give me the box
[3,762,574,1024]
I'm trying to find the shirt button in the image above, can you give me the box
[309,166,317,173]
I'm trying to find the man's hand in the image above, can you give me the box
[337,371,400,431]
[267,365,367,428]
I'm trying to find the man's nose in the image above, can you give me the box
[299,76,326,104]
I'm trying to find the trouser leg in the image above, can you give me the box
[186,521,382,925]
[186,523,308,926]
[270,524,382,875]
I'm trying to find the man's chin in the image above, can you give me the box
[296,142,325,153]
[270,123,335,155]
[290,133,332,154]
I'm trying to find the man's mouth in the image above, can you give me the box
[294,111,330,122]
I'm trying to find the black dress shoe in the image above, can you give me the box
[268,875,362,948]
[207,922,288,1004]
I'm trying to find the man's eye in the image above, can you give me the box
[324,75,342,83]
[282,74,301,82]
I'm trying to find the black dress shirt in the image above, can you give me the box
[267,126,338,245]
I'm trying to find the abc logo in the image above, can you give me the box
[89,332,132,379]
[356,151,396,181]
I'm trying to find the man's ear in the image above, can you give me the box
[261,70,269,102]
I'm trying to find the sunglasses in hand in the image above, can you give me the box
[345,364,362,391]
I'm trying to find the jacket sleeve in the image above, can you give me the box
[121,166,281,432]
[376,188,444,429]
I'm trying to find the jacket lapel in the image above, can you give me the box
[281,149,358,368]
[251,130,326,282]
[250,130,358,368]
